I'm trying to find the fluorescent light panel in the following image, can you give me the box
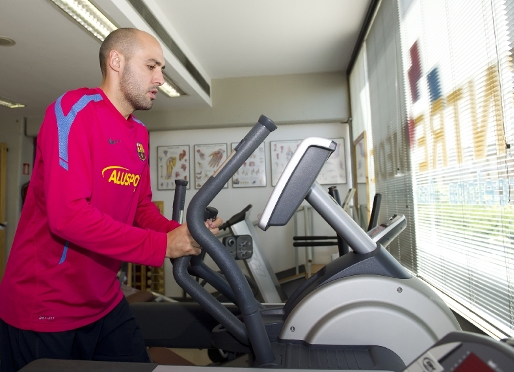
[50,0,117,41]
[49,0,185,98]
[0,96,25,109]
[161,73,185,97]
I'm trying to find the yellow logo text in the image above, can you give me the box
[102,166,141,188]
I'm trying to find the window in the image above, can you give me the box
[350,0,514,338]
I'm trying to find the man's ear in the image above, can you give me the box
[108,50,123,72]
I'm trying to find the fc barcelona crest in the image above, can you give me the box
[136,143,146,161]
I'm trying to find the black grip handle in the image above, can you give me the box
[328,186,342,205]
[219,204,252,230]
[368,193,383,231]
[203,206,218,221]
[172,180,188,223]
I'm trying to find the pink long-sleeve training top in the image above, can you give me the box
[0,87,179,332]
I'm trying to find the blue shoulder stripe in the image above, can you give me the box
[55,93,102,170]
[58,241,69,265]
[133,117,145,126]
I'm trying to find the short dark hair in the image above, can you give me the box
[99,28,140,78]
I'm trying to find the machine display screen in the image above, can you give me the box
[367,224,386,238]
[454,353,494,372]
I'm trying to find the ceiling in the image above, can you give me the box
[0,0,371,120]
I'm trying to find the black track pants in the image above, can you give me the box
[0,297,150,372]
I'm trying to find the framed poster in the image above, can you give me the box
[317,138,347,184]
[354,131,367,184]
[231,142,266,187]
[157,145,190,190]
[194,143,228,189]
[270,140,301,186]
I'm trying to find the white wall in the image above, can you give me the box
[136,73,350,131]
[25,115,44,138]
[141,72,351,297]
[150,122,352,297]
[0,117,32,257]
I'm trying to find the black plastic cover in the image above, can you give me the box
[268,144,335,227]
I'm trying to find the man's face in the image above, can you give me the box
[119,35,165,111]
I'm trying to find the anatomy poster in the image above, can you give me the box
[317,138,347,184]
[194,143,228,189]
[231,142,266,188]
[157,145,190,190]
[270,140,301,186]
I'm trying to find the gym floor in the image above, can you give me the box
[167,349,211,366]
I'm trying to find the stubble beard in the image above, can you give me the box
[120,63,154,111]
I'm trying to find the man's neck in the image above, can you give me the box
[99,81,133,120]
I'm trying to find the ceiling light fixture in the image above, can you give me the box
[0,96,25,109]
[0,36,16,47]
[49,0,117,41]
[49,0,185,98]
[161,73,186,98]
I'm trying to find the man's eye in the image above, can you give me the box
[148,65,155,70]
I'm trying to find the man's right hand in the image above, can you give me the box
[166,223,202,258]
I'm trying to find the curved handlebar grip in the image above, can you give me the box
[176,115,277,366]
[187,115,276,308]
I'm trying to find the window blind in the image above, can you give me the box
[398,0,514,338]
[365,0,419,273]
[349,0,514,338]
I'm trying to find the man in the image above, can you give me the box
[0,28,221,371]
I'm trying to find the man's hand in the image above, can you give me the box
[206,216,223,236]
[165,217,224,258]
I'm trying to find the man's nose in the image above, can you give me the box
[155,69,164,86]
